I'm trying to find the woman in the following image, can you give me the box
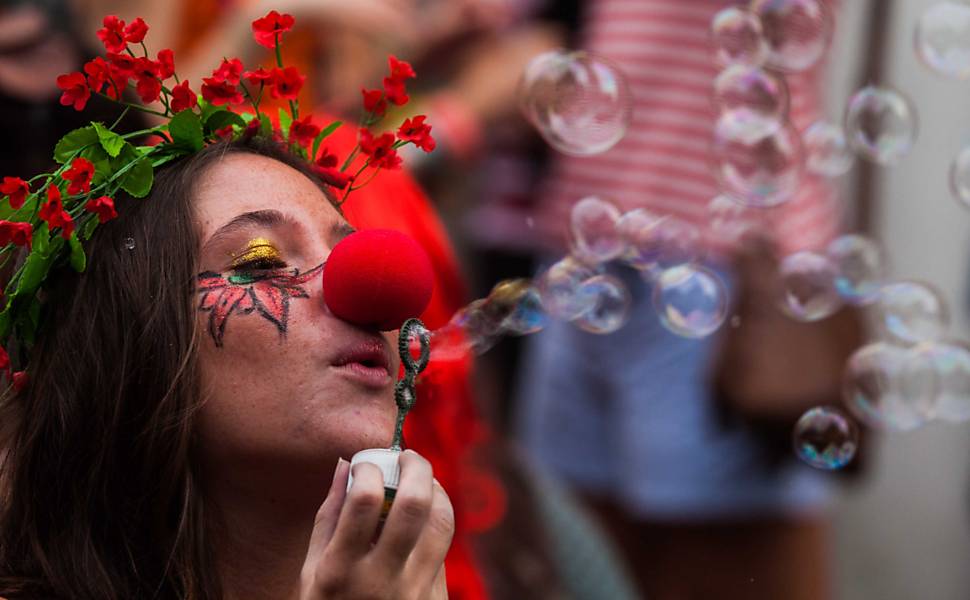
[0,137,453,599]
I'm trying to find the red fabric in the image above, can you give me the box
[332,121,491,600]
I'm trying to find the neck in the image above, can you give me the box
[206,470,329,600]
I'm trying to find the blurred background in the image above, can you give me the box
[3,0,969,598]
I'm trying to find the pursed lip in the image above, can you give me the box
[331,336,393,387]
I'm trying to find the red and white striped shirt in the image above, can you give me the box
[534,0,840,254]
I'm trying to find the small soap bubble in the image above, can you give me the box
[803,120,855,177]
[488,278,548,335]
[707,194,760,246]
[750,0,834,72]
[445,299,505,356]
[869,281,949,346]
[826,234,885,305]
[651,217,702,273]
[792,406,859,470]
[570,196,624,264]
[911,341,970,423]
[519,50,633,156]
[844,86,918,166]
[124,237,135,250]
[843,342,937,431]
[573,274,632,334]
[949,145,970,209]
[537,256,599,320]
[713,109,803,207]
[652,264,730,338]
[711,6,769,67]
[616,210,699,273]
[616,208,660,270]
[778,251,842,321]
[915,1,970,79]
[712,64,790,120]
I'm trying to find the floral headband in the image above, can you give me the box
[0,10,435,386]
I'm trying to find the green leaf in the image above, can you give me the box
[17,250,54,298]
[199,98,219,122]
[32,223,50,256]
[81,144,112,182]
[0,308,10,341]
[68,234,86,273]
[53,125,98,164]
[120,156,153,198]
[259,112,273,138]
[169,110,204,152]
[279,108,293,141]
[205,110,247,134]
[0,194,37,222]
[240,111,257,124]
[312,121,342,161]
[80,214,99,241]
[92,122,125,158]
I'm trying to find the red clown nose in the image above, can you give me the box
[323,229,435,331]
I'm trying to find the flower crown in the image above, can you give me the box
[0,10,435,386]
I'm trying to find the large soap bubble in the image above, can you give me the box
[826,234,885,305]
[570,196,624,264]
[843,342,937,431]
[915,1,970,79]
[712,109,804,207]
[803,120,855,177]
[949,144,970,209]
[537,256,599,320]
[711,6,769,67]
[778,251,842,321]
[844,85,918,166]
[574,274,632,334]
[712,64,790,120]
[652,264,730,338]
[869,281,949,346]
[749,0,834,72]
[519,50,633,156]
[910,341,970,423]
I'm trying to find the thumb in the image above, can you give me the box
[305,458,351,560]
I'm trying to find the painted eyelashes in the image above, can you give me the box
[197,240,325,347]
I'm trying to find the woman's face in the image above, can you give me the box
[193,152,399,494]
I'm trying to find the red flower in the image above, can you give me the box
[214,125,235,140]
[62,157,95,195]
[383,76,408,106]
[0,220,33,249]
[170,80,197,112]
[315,146,339,168]
[388,56,416,82]
[359,128,401,170]
[96,15,127,53]
[201,78,244,106]
[212,58,243,85]
[157,49,175,80]
[56,72,90,111]
[84,196,118,223]
[0,177,30,209]
[133,57,161,103]
[243,68,272,86]
[124,17,148,44]
[251,10,295,49]
[0,346,8,373]
[397,115,436,152]
[84,57,111,93]
[289,115,320,147]
[38,185,75,239]
[12,370,28,393]
[107,52,137,78]
[242,118,262,139]
[361,88,387,117]
[312,165,352,190]
[269,67,304,100]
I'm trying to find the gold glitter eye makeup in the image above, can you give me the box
[229,237,285,270]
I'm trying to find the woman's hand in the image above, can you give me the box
[298,450,452,599]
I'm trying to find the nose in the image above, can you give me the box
[322,229,434,331]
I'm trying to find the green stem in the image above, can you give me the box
[109,106,131,130]
[95,92,167,117]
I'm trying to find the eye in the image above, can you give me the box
[232,256,287,271]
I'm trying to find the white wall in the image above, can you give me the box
[828,2,970,599]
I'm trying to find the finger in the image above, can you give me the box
[373,449,433,569]
[304,458,351,562]
[329,461,386,557]
[429,563,449,600]
[404,478,455,584]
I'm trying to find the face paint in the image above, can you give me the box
[196,261,325,347]
[229,237,283,271]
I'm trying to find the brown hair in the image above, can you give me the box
[0,137,333,599]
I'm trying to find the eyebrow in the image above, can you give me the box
[202,209,357,254]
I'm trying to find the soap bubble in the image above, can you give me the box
[778,251,842,321]
[570,196,624,264]
[826,234,885,305]
[712,64,790,120]
[711,6,769,67]
[949,145,970,209]
[537,256,599,320]
[707,194,761,245]
[653,264,730,338]
[617,211,700,273]
[911,341,970,423]
[792,406,859,470]
[713,109,803,207]
[519,50,633,156]
[915,1,970,79]
[486,279,548,335]
[573,274,632,334]
[446,299,505,355]
[869,281,949,345]
[845,86,918,165]
[843,342,937,431]
[803,120,855,176]
[750,0,834,72]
